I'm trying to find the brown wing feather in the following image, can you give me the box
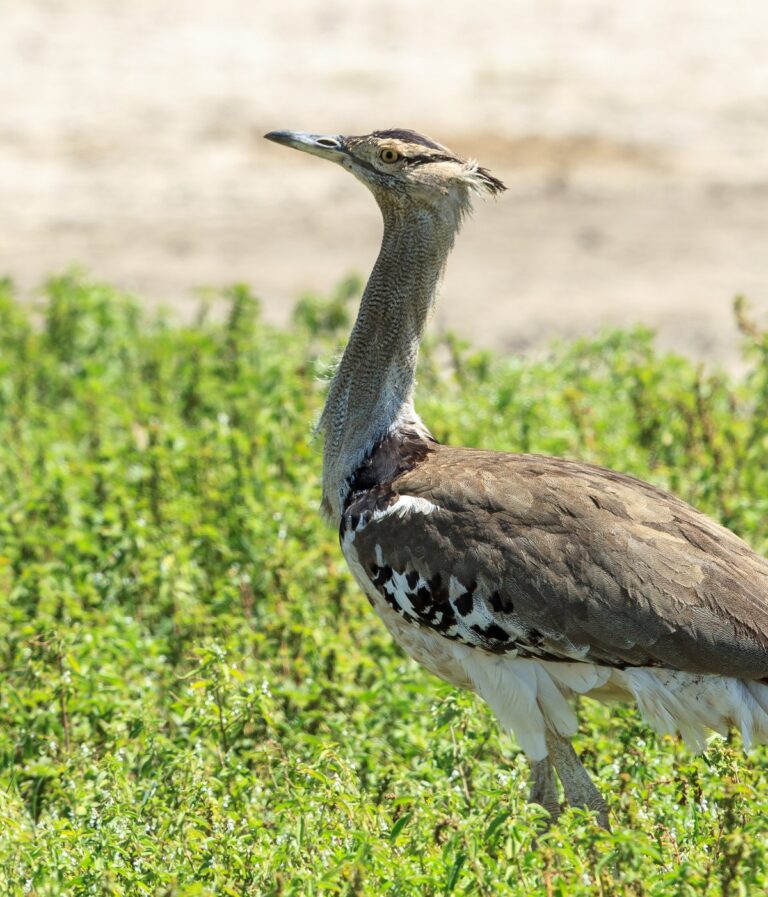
[344,444,768,678]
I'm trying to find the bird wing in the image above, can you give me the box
[342,444,768,678]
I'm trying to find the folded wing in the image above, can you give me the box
[343,445,768,679]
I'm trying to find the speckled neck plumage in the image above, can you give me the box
[319,200,465,522]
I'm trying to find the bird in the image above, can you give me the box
[264,127,768,828]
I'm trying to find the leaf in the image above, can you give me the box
[445,853,466,892]
[484,810,510,841]
[389,812,413,842]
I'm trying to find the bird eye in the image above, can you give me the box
[379,148,400,164]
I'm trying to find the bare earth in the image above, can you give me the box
[2,0,767,366]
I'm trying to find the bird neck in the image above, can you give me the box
[319,202,461,521]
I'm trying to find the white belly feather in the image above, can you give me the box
[342,497,768,762]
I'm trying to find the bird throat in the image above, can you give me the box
[319,202,462,521]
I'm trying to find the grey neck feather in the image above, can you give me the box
[319,197,465,522]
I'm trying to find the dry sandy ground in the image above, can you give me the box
[2,0,767,365]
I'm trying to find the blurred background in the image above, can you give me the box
[3,0,767,366]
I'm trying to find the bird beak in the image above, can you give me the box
[264,130,346,163]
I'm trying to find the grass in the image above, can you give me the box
[0,273,767,896]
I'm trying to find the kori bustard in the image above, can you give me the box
[265,128,768,828]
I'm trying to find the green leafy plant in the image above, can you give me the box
[0,274,766,895]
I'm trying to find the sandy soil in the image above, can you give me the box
[2,0,767,366]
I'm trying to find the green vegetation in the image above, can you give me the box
[1,273,767,896]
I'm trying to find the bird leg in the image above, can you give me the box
[544,728,611,830]
[528,756,561,824]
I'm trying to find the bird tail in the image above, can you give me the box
[744,680,768,747]
[622,669,768,752]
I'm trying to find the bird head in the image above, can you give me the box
[264,128,505,219]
